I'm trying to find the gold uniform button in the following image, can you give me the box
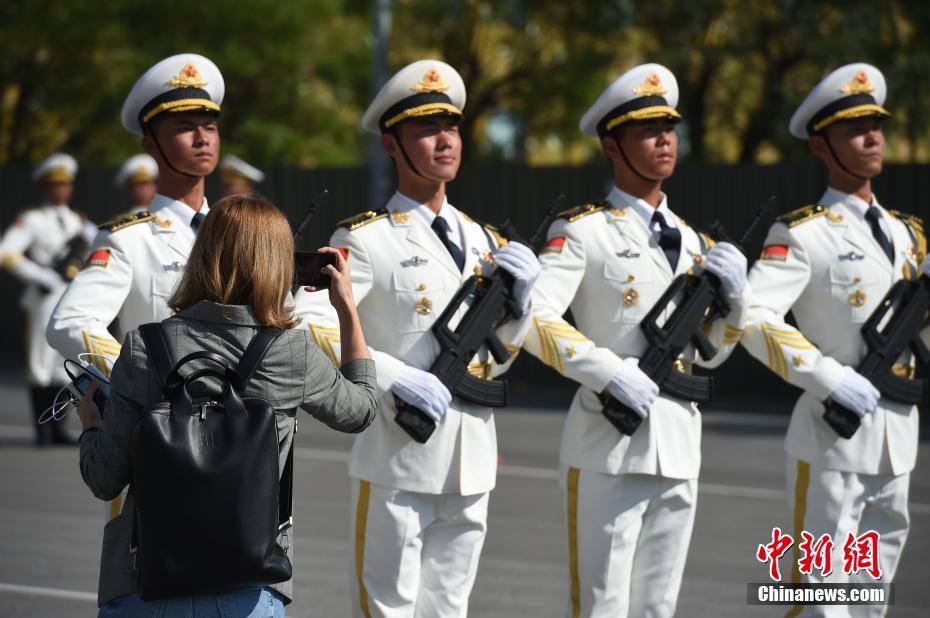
[626,274,635,282]
[622,287,639,306]
[849,289,866,307]
[415,297,433,315]
[416,283,427,291]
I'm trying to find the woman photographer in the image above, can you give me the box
[75,193,377,617]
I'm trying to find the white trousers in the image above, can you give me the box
[348,480,489,618]
[560,465,697,618]
[25,285,69,386]
[784,457,910,618]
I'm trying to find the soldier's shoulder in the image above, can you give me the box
[775,203,842,229]
[556,201,609,223]
[336,208,389,231]
[98,210,155,233]
[888,209,925,233]
[482,223,509,248]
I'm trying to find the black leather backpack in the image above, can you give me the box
[132,323,294,600]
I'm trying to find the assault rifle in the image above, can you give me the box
[395,194,565,443]
[823,275,930,438]
[51,234,90,284]
[600,196,774,436]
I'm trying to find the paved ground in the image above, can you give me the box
[0,373,927,617]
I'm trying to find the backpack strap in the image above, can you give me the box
[236,326,285,389]
[278,441,294,529]
[138,323,174,391]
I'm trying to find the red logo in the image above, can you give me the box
[756,528,883,581]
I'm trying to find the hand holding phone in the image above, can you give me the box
[294,251,338,290]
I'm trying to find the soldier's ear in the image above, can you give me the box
[381,133,399,159]
[601,134,622,163]
[808,134,828,161]
[141,135,159,161]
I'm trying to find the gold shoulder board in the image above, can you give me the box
[776,204,840,228]
[336,209,389,230]
[99,211,154,232]
[484,223,509,248]
[556,202,607,223]
[889,209,927,262]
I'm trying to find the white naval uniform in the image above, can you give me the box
[741,188,926,618]
[47,194,208,373]
[293,192,530,618]
[0,204,96,386]
[525,186,751,618]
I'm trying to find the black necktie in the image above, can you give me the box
[864,206,894,263]
[651,211,681,270]
[191,211,206,233]
[431,216,465,272]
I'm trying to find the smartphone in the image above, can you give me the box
[294,251,338,289]
[67,370,109,411]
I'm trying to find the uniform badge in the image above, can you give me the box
[761,244,789,261]
[163,261,184,272]
[849,289,867,307]
[401,255,429,267]
[838,251,865,261]
[415,297,433,315]
[166,63,208,88]
[632,72,667,97]
[565,346,577,359]
[337,247,350,261]
[541,237,566,255]
[622,287,639,306]
[839,71,875,95]
[84,249,111,269]
[615,249,641,259]
[153,216,172,228]
[412,68,450,93]
[391,209,410,224]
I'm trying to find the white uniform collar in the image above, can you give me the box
[149,193,210,229]
[820,186,882,220]
[394,191,464,250]
[607,185,676,230]
[40,202,70,210]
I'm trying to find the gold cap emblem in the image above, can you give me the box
[166,63,209,89]
[839,71,875,95]
[412,68,449,93]
[632,72,667,97]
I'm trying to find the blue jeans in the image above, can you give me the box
[98,587,284,618]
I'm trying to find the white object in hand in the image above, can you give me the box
[703,242,748,297]
[493,242,541,311]
[829,366,880,418]
[606,358,660,419]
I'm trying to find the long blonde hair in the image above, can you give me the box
[169,194,298,329]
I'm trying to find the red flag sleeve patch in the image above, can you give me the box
[540,236,566,255]
[337,247,350,261]
[761,244,788,261]
[84,248,111,269]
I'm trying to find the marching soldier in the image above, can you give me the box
[741,63,928,617]
[114,153,158,213]
[522,64,751,617]
[0,153,96,445]
[219,154,264,197]
[46,54,223,527]
[293,59,540,617]
[47,53,222,374]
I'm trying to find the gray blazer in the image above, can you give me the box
[78,300,378,606]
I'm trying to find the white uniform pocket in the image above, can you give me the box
[392,271,447,333]
[603,259,655,324]
[828,264,879,323]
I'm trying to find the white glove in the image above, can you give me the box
[920,257,930,277]
[606,358,660,419]
[829,366,880,418]
[391,365,452,422]
[494,242,541,311]
[703,242,747,297]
